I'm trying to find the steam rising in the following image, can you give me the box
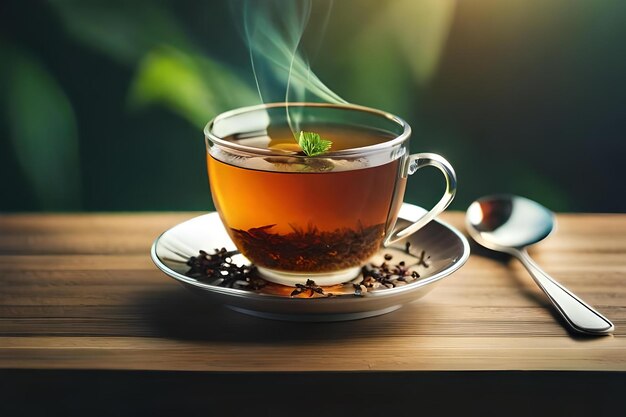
[236,0,347,134]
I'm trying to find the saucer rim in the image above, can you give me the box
[150,203,470,301]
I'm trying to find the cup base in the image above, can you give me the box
[256,266,362,287]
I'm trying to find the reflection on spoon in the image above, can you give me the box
[466,194,614,335]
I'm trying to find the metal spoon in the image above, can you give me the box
[466,194,614,335]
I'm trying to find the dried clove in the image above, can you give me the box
[290,279,328,297]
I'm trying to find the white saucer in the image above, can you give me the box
[151,203,470,321]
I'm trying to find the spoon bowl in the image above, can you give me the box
[466,195,554,251]
[466,194,614,335]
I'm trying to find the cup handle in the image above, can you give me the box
[384,153,457,247]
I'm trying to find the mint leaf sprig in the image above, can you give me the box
[297,131,332,157]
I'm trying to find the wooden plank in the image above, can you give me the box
[1,335,624,371]
[0,212,625,371]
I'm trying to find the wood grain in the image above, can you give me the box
[1,212,625,371]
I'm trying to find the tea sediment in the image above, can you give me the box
[231,222,385,272]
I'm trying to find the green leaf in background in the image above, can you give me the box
[2,48,82,210]
[52,1,258,128]
[50,0,192,65]
[322,0,455,113]
[128,46,259,127]
[384,0,456,86]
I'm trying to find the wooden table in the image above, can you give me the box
[1,212,625,415]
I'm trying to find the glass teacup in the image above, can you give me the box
[205,103,456,286]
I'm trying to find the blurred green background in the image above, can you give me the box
[1,0,625,213]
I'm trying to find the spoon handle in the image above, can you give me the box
[516,249,614,335]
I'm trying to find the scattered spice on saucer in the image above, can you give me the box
[415,249,430,268]
[184,246,430,297]
[405,241,431,268]
[186,248,266,290]
[290,279,328,297]
[352,247,429,295]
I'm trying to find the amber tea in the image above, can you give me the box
[208,125,407,275]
